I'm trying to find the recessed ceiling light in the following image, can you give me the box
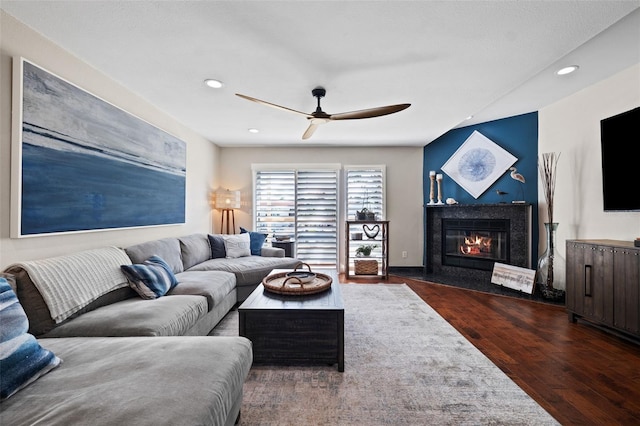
[248,128,259,134]
[204,79,224,88]
[556,65,579,76]
[465,115,473,120]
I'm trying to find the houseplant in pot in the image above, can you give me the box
[355,244,377,257]
[356,190,376,221]
[354,244,378,275]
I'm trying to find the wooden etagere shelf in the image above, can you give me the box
[345,220,389,279]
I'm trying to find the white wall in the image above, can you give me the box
[217,147,424,269]
[0,12,219,268]
[538,64,640,254]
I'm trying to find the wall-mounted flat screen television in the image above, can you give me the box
[600,106,640,211]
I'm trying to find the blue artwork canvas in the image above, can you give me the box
[441,130,516,199]
[12,59,186,236]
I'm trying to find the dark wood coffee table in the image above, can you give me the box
[238,269,344,372]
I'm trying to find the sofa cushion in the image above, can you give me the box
[0,336,253,426]
[43,295,208,337]
[125,237,184,274]
[179,234,212,270]
[187,256,302,287]
[207,234,227,259]
[2,267,138,337]
[171,271,236,311]
[223,233,251,258]
[3,247,131,325]
[0,278,61,400]
[121,256,179,299]
[240,227,268,255]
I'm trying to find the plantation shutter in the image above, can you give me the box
[345,166,385,221]
[253,165,339,269]
[296,169,338,268]
[254,170,296,238]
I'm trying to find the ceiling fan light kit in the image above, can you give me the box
[236,87,410,139]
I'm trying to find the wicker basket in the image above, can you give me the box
[354,259,378,275]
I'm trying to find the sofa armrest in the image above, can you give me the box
[261,246,285,258]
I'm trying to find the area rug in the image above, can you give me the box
[211,284,559,425]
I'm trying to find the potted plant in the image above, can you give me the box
[355,244,377,257]
[356,190,375,221]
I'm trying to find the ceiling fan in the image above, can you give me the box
[236,87,410,140]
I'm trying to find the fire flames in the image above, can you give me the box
[460,234,492,255]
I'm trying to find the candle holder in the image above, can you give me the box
[428,171,436,205]
[436,174,444,205]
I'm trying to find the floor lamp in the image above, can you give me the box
[215,189,241,234]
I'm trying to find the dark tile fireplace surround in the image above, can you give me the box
[389,203,559,303]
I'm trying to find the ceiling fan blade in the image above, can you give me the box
[329,103,411,120]
[302,118,331,139]
[302,122,319,140]
[236,93,312,118]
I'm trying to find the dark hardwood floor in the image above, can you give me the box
[340,274,640,426]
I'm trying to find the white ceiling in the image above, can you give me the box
[2,1,639,147]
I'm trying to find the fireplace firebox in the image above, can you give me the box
[425,204,532,283]
[442,219,509,271]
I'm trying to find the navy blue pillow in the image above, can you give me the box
[240,227,268,256]
[208,234,226,259]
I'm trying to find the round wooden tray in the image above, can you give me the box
[262,269,333,296]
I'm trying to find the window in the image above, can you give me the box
[253,165,339,268]
[345,165,385,221]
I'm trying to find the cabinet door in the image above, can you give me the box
[566,242,580,314]
[567,243,595,318]
[591,245,613,325]
[567,243,609,322]
[613,247,640,335]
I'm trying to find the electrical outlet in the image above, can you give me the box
[401,251,408,258]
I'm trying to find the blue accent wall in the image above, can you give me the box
[423,112,539,266]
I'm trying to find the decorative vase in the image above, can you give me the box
[536,222,566,300]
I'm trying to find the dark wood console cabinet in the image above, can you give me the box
[566,239,639,340]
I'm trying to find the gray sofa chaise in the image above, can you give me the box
[0,232,301,425]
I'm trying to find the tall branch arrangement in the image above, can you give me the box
[538,152,561,291]
[538,152,560,224]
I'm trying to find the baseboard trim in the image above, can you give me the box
[388,266,424,275]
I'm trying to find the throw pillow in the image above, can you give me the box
[207,234,227,259]
[222,233,251,258]
[240,227,268,256]
[0,277,62,401]
[120,255,179,299]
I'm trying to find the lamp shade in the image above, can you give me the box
[215,189,241,209]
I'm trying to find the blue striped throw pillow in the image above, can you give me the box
[121,255,179,299]
[0,277,62,400]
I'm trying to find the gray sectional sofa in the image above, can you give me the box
[0,232,301,425]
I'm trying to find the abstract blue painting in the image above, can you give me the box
[11,58,186,237]
[441,130,516,199]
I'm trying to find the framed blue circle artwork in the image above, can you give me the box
[441,130,516,199]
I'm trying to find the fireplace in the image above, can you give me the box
[442,219,509,271]
[425,204,532,281]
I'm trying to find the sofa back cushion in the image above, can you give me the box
[179,234,211,270]
[125,237,184,274]
[3,247,132,328]
[1,267,135,336]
